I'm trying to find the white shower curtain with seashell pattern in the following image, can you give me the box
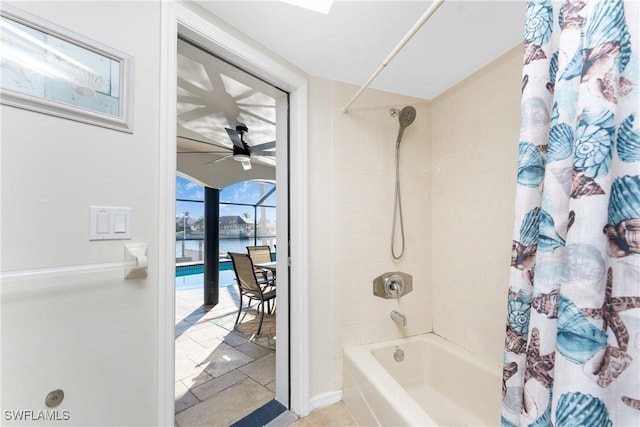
[502,0,640,426]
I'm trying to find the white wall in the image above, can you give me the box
[1,2,161,425]
[429,46,522,367]
[329,81,433,389]
[0,2,525,423]
[307,77,335,400]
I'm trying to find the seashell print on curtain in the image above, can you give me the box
[502,0,640,426]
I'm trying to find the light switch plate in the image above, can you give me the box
[89,206,132,240]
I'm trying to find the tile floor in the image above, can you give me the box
[174,283,358,427]
[175,285,276,426]
[290,403,357,426]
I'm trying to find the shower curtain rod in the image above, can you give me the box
[341,0,445,113]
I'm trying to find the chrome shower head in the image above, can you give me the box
[395,106,416,147]
[398,106,416,128]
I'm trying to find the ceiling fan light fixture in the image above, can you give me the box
[232,142,251,163]
[233,153,250,162]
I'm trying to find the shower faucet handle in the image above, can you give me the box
[373,271,413,299]
[385,275,404,298]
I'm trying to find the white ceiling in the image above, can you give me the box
[176,1,526,185]
[194,0,526,100]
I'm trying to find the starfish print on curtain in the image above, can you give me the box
[581,267,640,387]
[501,0,640,426]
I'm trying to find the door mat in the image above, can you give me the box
[211,308,276,351]
[230,399,286,427]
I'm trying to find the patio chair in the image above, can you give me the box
[247,245,276,284]
[228,252,276,335]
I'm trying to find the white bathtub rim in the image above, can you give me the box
[346,333,501,373]
[344,360,434,427]
[344,334,439,426]
[343,333,501,426]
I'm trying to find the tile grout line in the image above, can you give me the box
[174,288,276,423]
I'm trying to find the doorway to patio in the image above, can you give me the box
[159,4,310,424]
[174,177,280,425]
[172,35,288,426]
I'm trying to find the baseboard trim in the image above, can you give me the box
[309,390,343,411]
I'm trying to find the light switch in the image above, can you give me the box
[114,214,127,233]
[89,206,132,240]
[97,211,110,234]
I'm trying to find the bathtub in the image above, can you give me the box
[343,334,502,426]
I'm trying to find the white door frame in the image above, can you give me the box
[158,2,310,424]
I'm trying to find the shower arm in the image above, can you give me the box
[341,0,445,113]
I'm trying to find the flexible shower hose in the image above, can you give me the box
[391,144,405,260]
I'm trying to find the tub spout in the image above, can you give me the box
[390,310,407,327]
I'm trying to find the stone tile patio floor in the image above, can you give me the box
[175,285,276,426]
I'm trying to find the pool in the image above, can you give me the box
[175,262,236,291]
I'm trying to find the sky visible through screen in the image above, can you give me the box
[175,176,276,223]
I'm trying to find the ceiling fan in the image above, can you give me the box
[178,125,276,171]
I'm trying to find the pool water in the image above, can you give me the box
[175,270,236,291]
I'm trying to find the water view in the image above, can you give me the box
[175,238,275,291]
[175,238,276,262]
[175,177,277,293]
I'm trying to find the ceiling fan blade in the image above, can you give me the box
[250,141,276,153]
[177,151,230,154]
[177,135,230,151]
[225,127,244,149]
[202,154,232,165]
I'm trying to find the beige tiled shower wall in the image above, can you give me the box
[329,44,523,390]
[429,45,523,367]
[330,82,433,388]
